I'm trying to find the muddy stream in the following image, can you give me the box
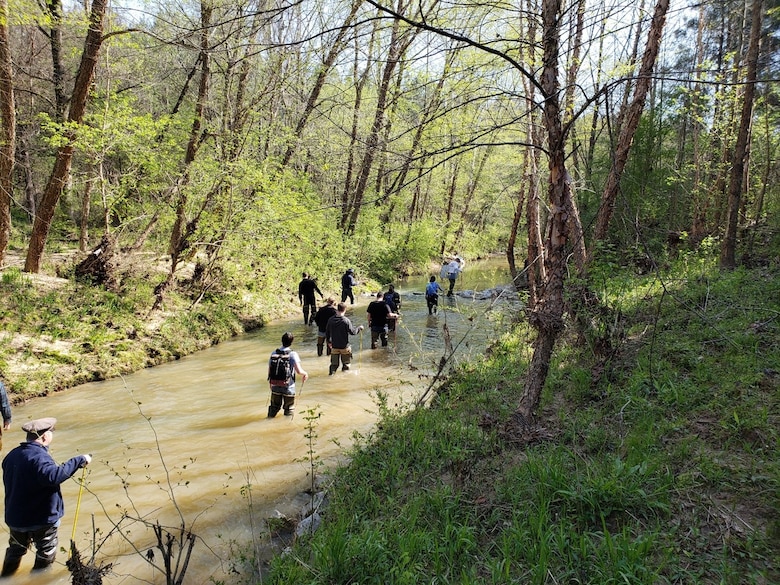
[3,259,518,584]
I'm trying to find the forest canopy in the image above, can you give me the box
[0,0,778,405]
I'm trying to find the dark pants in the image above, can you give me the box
[302,302,317,324]
[370,327,388,349]
[341,289,354,304]
[329,347,352,374]
[2,524,59,576]
[447,277,456,296]
[426,294,439,314]
[268,387,295,417]
[316,333,331,356]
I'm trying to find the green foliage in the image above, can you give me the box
[263,257,779,585]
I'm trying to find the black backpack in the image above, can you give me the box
[268,348,294,387]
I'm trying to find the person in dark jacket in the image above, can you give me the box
[2,417,91,575]
[325,302,363,374]
[367,292,398,349]
[384,285,401,332]
[313,297,338,356]
[0,380,11,452]
[340,268,357,305]
[298,273,324,325]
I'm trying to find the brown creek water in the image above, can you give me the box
[2,258,519,584]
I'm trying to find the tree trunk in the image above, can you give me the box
[589,0,670,250]
[45,0,68,122]
[720,0,763,269]
[155,1,212,311]
[506,180,526,291]
[79,172,94,252]
[281,0,364,167]
[346,11,416,234]
[168,2,212,258]
[439,157,460,256]
[0,0,14,266]
[24,0,107,273]
[517,0,571,422]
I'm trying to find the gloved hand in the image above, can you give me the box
[81,454,92,467]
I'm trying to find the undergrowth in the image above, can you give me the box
[262,257,779,584]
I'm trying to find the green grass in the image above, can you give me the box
[261,256,779,585]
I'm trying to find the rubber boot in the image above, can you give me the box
[1,555,21,577]
[317,344,323,356]
[32,556,54,571]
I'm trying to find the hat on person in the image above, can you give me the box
[21,417,57,435]
[347,268,354,274]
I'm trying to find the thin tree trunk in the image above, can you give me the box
[454,146,491,247]
[45,0,68,121]
[589,0,670,250]
[168,2,212,258]
[525,120,545,307]
[155,1,212,310]
[439,157,460,256]
[0,0,14,266]
[517,0,571,422]
[282,0,364,167]
[386,47,455,199]
[79,172,94,252]
[689,2,708,243]
[720,0,763,269]
[506,179,526,291]
[339,19,377,229]
[346,10,417,234]
[24,0,106,273]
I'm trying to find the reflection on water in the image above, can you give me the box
[1,259,518,584]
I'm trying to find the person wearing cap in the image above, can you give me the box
[0,380,11,451]
[340,268,357,305]
[2,417,91,575]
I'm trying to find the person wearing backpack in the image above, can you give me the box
[267,332,308,417]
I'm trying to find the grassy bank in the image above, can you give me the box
[0,250,388,401]
[261,259,779,584]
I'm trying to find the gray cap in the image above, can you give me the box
[21,417,57,435]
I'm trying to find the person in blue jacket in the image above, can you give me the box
[2,417,91,575]
[425,275,445,315]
